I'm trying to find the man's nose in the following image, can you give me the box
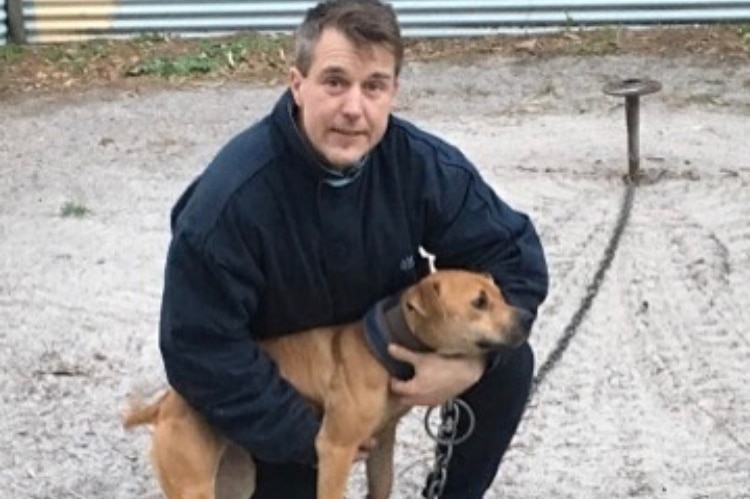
[341,87,364,117]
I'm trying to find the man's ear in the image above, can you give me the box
[289,67,304,105]
[390,76,400,104]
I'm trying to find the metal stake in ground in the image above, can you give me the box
[603,79,662,181]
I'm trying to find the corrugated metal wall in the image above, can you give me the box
[1,0,7,45]
[12,0,750,43]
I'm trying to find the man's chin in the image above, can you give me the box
[324,149,367,169]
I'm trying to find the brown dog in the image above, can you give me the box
[123,269,532,499]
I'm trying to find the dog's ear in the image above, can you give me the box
[405,295,428,317]
[406,296,427,317]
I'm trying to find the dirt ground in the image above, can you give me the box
[1,27,750,498]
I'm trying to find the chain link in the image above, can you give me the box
[423,399,475,499]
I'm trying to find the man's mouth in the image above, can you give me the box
[332,128,364,137]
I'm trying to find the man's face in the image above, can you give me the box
[289,28,399,168]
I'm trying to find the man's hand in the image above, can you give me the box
[388,344,485,407]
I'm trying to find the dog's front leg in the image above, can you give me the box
[315,429,359,499]
[365,419,398,499]
[315,403,380,499]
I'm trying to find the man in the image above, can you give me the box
[159,0,548,497]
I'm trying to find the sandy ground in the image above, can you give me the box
[1,52,749,498]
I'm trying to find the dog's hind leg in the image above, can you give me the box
[149,392,228,499]
[151,418,224,499]
[366,419,399,499]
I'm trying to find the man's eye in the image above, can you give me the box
[365,80,388,93]
[471,291,489,310]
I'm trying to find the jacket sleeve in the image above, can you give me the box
[422,151,549,320]
[159,226,320,466]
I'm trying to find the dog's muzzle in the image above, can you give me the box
[476,307,534,352]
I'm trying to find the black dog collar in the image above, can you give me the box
[364,294,431,380]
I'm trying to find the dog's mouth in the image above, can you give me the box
[475,338,516,352]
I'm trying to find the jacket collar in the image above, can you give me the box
[364,295,432,380]
[271,89,366,187]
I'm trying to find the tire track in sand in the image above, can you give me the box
[500,169,750,498]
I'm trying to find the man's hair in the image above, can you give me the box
[295,0,404,76]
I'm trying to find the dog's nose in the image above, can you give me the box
[505,307,534,347]
[514,307,535,335]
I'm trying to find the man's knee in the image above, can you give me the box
[509,341,534,387]
[251,460,316,499]
[480,342,534,393]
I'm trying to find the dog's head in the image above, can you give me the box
[400,270,533,356]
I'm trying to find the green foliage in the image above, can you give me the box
[40,40,114,73]
[133,32,172,45]
[60,201,90,218]
[126,53,219,77]
[564,10,578,31]
[0,44,25,65]
[125,33,287,78]
[739,24,750,47]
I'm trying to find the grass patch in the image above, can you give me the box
[40,40,115,74]
[126,53,219,77]
[0,44,26,66]
[571,27,621,56]
[739,24,750,47]
[60,201,90,218]
[125,33,289,78]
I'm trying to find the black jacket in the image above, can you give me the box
[159,90,548,466]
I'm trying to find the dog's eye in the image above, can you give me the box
[472,291,489,310]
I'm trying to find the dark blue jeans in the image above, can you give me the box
[252,343,534,499]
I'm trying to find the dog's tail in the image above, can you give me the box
[122,391,168,429]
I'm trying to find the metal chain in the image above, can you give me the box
[532,180,636,394]
[423,398,476,499]
[422,179,637,497]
